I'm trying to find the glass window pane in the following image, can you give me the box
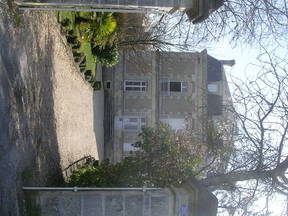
[170,82,181,92]
[124,125,138,130]
[208,84,218,92]
[129,118,138,122]
[125,80,146,91]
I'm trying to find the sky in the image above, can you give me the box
[206,41,288,216]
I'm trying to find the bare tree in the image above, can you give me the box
[194,50,288,215]
[139,0,288,50]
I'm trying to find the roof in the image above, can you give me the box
[207,55,222,82]
[186,0,224,24]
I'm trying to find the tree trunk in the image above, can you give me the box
[199,170,272,187]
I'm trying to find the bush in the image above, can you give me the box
[96,13,117,37]
[92,45,119,67]
[79,57,86,67]
[84,70,92,76]
[92,81,102,90]
[131,124,203,187]
[67,35,77,44]
[66,159,145,187]
[78,22,92,42]
[65,124,204,188]
[75,12,117,46]
[61,18,71,27]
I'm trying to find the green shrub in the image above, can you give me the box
[92,81,102,90]
[75,12,117,46]
[96,13,117,37]
[61,18,71,27]
[66,159,144,187]
[74,57,80,62]
[79,57,87,67]
[72,51,81,57]
[72,43,81,50]
[91,45,119,67]
[67,29,74,35]
[67,35,77,44]
[85,74,92,81]
[78,22,92,42]
[77,11,95,20]
[84,70,92,76]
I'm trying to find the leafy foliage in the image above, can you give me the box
[131,123,204,187]
[66,159,144,187]
[76,12,117,47]
[91,45,119,67]
[59,11,119,89]
[66,123,204,187]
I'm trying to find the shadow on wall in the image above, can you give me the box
[0,11,62,216]
[92,65,104,161]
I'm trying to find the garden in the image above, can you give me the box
[58,11,119,90]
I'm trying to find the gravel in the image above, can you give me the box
[0,2,103,215]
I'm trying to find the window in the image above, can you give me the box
[161,81,188,93]
[123,117,146,131]
[123,143,139,158]
[170,82,181,92]
[124,80,147,92]
[106,81,111,89]
[208,84,218,93]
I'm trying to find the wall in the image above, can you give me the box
[103,51,209,162]
[18,0,196,9]
[29,180,218,216]
[33,188,190,216]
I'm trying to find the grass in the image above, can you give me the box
[80,41,96,77]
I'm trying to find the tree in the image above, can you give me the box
[197,50,288,215]
[126,0,287,50]
[114,13,192,51]
[131,123,207,187]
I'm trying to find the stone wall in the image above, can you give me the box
[33,188,185,216]
[27,180,218,216]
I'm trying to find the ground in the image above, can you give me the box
[0,1,103,215]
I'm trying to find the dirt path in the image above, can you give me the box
[0,3,103,215]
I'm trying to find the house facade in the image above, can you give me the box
[103,50,234,163]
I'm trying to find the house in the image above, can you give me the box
[103,50,235,163]
[16,0,224,23]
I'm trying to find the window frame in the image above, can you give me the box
[122,116,146,131]
[105,80,111,89]
[124,80,147,92]
[160,80,188,93]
